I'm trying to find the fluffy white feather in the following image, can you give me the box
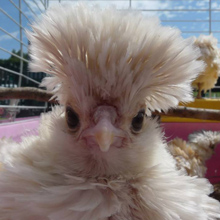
[27,3,204,115]
[0,3,219,220]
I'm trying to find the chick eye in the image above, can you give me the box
[210,145,215,150]
[66,106,80,130]
[131,110,145,133]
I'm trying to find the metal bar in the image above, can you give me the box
[139,9,220,12]
[48,0,206,1]
[0,118,41,125]
[44,99,48,112]
[0,67,40,85]
[129,0,204,2]
[0,105,46,109]
[22,0,38,18]
[38,0,48,118]
[46,0,49,9]
[181,31,210,33]
[138,9,212,12]
[8,0,32,23]
[161,20,220,22]
[0,8,25,30]
[0,27,28,48]
[209,0,212,98]
[45,0,47,8]
[209,0,212,34]
[39,0,46,9]
[209,89,212,97]
[32,0,44,13]
[18,0,24,87]
[181,31,220,33]
[128,0,207,1]
[0,47,29,63]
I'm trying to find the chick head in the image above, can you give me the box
[27,4,204,177]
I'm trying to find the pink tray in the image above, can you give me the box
[0,117,40,142]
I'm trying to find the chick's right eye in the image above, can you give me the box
[66,106,80,130]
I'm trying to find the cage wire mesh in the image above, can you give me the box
[0,0,220,121]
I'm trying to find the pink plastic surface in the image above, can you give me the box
[0,117,40,142]
[0,119,219,183]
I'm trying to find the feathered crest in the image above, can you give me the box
[27,3,204,115]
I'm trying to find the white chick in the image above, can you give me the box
[0,4,219,220]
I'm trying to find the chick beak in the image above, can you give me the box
[94,121,114,152]
[81,117,124,152]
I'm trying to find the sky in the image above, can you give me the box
[0,0,220,60]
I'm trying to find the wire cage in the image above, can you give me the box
[0,0,48,121]
[0,0,220,122]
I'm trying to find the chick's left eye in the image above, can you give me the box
[131,110,145,133]
[66,106,80,130]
